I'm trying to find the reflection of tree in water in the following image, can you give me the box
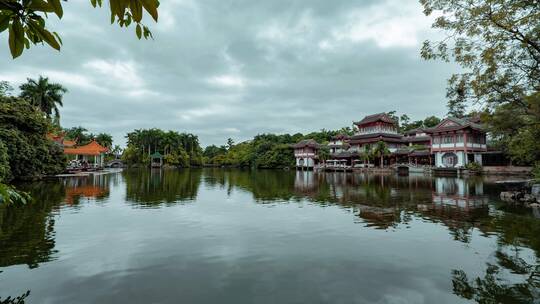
[0,181,65,268]
[452,251,540,303]
[0,289,30,304]
[307,173,434,229]
[124,169,202,206]
[452,213,540,303]
[203,169,298,202]
[418,205,489,243]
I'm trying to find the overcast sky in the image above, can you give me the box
[0,0,456,147]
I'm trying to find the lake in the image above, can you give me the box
[1,169,539,303]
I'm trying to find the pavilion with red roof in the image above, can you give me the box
[64,140,109,167]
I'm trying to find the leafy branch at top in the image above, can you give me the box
[0,0,160,58]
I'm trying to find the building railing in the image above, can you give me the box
[294,153,316,157]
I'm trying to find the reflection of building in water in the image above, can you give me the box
[431,177,488,209]
[64,175,110,205]
[294,170,317,193]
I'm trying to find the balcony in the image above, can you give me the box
[295,153,316,157]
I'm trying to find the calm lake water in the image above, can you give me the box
[1,169,539,303]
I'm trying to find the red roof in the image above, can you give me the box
[63,140,77,147]
[64,140,109,156]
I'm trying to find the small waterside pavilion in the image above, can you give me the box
[64,140,109,167]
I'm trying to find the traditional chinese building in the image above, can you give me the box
[327,134,355,168]
[296,113,489,170]
[402,128,431,148]
[64,140,109,167]
[47,133,77,148]
[426,117,487,168]
[349,113,405,153]
[292,139,321,169]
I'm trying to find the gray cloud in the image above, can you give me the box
[0,0,456,146]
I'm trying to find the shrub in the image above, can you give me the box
[465,162,482,171]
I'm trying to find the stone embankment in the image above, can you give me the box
[500,181,540,208]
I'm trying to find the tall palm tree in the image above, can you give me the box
[317,146,330,166]
[95,133,113,148]
[373,141,390,168]
[360,145,372,167]
[19,76,67,121]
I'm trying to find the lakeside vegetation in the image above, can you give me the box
[0,0,538,194]
[421,0,540,174]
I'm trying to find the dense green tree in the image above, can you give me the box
[203,145,227,160]
[256,144,295,169]
[423,116,441,128]
[317,146,330,165]
[0,80,13,96]
[0,97,66,181]
[124,128,203,167]
[202,127,357,169]
[0,0,160,58]
[63,126,88,143]
[19,76,67,122]
[421,0,540,166]
[95,133,113,148]
[0,141,9,182]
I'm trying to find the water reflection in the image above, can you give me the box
[64,175,110,205]
[0,169,539,303]
[124,169,201,206]
[0,181,64,269]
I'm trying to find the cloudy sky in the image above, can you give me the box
[0,0,456,147]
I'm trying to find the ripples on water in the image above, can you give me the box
[1,169,539,303]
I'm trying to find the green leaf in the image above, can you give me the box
[130,0,143,22]
[8,18,24,58]
[141,0,158,22]
[28,0,54,12]
[0,14,10,33]
[49,0,64,18]
[53,31,62,45]
[28,20,61,50]
[136,23,142,39]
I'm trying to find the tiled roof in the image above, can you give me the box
[291,139,321,149]
[331,133,350,140]
[354,113,397,126]
[425,117,485,133]
[330,151,355,158]
[350,132,403,140]
[63,140,77,147]
[64,140,109,156]
[403,128,426,135]
[403,135,431,143]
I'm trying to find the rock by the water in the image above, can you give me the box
[532,184,540,201]
[500,191,517,202]
[521,194,536,202]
